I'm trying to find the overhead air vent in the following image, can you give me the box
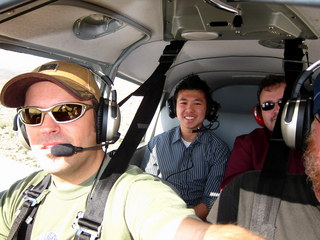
[73,14,124,40]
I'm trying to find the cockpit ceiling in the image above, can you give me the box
[0,0,319,83]
[0,0,159,66]
[164,0,319,41]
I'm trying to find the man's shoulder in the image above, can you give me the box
[149,126,179,143]
[6,170,48,194]
[201,130,229,149]
[110,165,181,203]
[119,165,162,185]
[1,170,48,215]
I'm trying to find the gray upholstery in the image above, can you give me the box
[214,112,260,149]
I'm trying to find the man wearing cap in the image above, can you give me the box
[0,61,263,240]
[207,75,320,239]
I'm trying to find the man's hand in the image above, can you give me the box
[194,203,209,221]
[175,218,265,240]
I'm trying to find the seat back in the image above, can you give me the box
[214,111,260,149]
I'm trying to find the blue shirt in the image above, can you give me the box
[141,126,230,208]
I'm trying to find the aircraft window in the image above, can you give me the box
[109,78,142,152]
[0,49,52,191]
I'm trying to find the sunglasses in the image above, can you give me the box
[18,102,94,126]
[260,99,283,111]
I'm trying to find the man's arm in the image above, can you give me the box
[201,140,230,216]
[174,218,265,240]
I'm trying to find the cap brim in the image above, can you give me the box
[1,72,92,108]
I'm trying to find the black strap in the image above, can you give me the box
[109,40,185,174]
[8,174,51,240]
[73,171,121,240]
[249,39,304,239]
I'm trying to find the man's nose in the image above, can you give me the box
[39,113,59,134]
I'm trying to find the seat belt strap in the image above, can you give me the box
[8,174,51,240]
[110,40,185,174]
[73,171,121,240]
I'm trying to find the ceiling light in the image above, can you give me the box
[181,31,219,40]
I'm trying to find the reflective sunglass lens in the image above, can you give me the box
[261,102,275,111]
[261,100,282,111]
[20,108,42,124]
[52,104,83,122]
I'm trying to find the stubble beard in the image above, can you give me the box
[304,123,320,195]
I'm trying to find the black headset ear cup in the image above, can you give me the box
[13,114,31,150]
[167,97,176,118]
[281,97,313,151]
[206,99,220,122]
[96,97,121,144]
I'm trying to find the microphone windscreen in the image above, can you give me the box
[51,144,76,157]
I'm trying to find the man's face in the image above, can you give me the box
[304,119,320,195]
[259,82,286,131]
[176,89,207,133]
[24,81,101,183]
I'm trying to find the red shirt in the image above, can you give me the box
[221,127,305,188]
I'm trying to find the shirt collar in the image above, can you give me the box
[171,126,208,144]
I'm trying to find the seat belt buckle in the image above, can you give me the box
[23,196,38,207]
[22,185,40,207]
[72,211,102,240]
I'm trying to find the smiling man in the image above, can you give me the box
[140,74,230,220]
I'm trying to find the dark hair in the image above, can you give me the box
[173,74,212,104]
[257,75,286,104]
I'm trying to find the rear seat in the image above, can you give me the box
[154,107,260,150]
[214,111,260,149]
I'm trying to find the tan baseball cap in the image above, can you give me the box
[0,61,101,108]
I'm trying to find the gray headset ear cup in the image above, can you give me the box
[13,114,31,150]
[96,98,121,143]
[281,97,313,151]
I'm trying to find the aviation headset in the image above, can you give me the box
[167,74,220,122]
[13,67,121,150]
[281,60,320,150]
